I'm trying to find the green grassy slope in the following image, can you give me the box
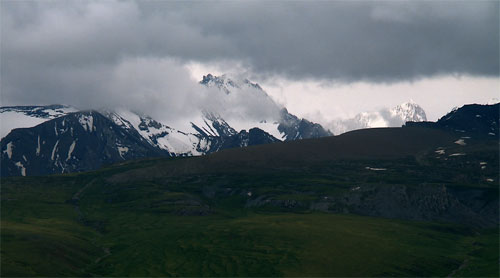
[1,126,498,277]
[2,182,497,277]
[1,177,103,276]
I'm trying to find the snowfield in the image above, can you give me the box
[0,106,77,139]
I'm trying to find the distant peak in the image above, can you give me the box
[199,73,264,94]
[200,73,217,84]
[200,73,230,84]
[390,100,427,122]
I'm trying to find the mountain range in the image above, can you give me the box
[0,74,331,176]
[2,101,498,277]
[2,74,493,178]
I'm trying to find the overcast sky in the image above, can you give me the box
[1,0,498,125]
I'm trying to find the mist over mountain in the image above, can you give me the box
[0,74,331,176]
[329,101,427,134]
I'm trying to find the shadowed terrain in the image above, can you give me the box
[3,103,500,276]
[2,119,498,276]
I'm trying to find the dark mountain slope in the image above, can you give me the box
[1,111,166,176]
[406,103,499,138]
[148,102,500,176]
[0,110,280,177]
[278,108,332,140]
[437,103,499,136]
[111,126,458,180]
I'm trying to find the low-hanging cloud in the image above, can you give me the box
[1,53,282,125]
[328,107,421,135]
[1,0,498,113]
[107,58,282,123]
[106,58,203,120]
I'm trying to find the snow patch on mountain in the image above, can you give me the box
[225,118,285,140]
[0,111,48,139]
[4,142,13,159]
[111,109,204,156]
[51,140,59,161]
[36,136,41,156]
[78,113,95,132]
[454,139,466,146]
[158,132,202,156]
[117,146,129,158]
[14,161,26,176]
[0,105,77,139]
[67,140,76,161]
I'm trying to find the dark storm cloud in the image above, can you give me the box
[1,0,498,108]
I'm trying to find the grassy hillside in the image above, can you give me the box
[2,126,499,276]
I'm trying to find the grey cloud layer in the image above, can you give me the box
[1,0,498,108]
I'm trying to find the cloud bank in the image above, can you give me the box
[1,0,498,120]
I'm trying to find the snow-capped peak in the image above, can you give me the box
[200,73,263,94]
[390,101,427,123]
[328,100,428,135]
[201,74,238,94]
